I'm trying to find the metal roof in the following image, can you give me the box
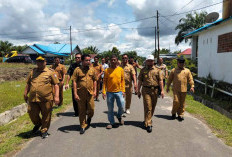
[27,44,79,56]
[184,16,232,38]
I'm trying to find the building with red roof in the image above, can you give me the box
[178,48,191,58]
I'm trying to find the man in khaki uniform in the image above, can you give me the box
[138,55,164,133]
[166,56,194,121]
[24,56,59,139]
[51,57,67,106]
[121,54,137,114]
[72,54,97,134]
[92,56,103,101]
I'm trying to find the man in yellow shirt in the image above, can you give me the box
[102,55,125,129]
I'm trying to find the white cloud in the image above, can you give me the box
[108,0,116,7]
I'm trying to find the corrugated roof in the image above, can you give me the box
[29,46,45,55]
[184,16,232,38]
[178,48,191,55]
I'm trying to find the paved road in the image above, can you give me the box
[16,94,232,157]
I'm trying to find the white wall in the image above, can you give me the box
[198,19,232,84]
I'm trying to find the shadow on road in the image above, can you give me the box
[58,125,80,132]
[56,112,74,117]
[17,130,41,139]
[124,121,146,130]
[154,115,174,120]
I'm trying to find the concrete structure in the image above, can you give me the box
[184,17,232,84]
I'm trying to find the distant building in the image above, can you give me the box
[184,17,232,84]
[178,48,191,59]
[22,44,81,61]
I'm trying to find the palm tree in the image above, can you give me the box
[0,40,13,56]
[86,46,99,54]
[175,11,207,45]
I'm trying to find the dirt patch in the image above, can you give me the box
[0,65,35,82]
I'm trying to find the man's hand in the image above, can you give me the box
[161,91,164,99]
[60,81,64,86]
[134,85,138,94]
[93,91,97,98]
[54,96,60,105]
[122,92,125,97]
[166,88,169,93]
[24,94,28,103]
[190,87,194,93]
[102,93,106,100]
[137,91,141,99]
[65,84,69,90]
[74,94,80,102]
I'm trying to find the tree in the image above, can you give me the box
[175,11,207,45]
[0,40,13,56]
[111,47,120,57]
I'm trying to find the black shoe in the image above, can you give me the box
[177,116,184,121]
[147,126,152,133]
[87,118,92,126]
[171,114,176,120]
[32,125,41,134]
[80,128,85,134]
[41,132,49,139]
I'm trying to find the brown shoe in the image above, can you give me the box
[117,117,124,125]
[106,124,112,129]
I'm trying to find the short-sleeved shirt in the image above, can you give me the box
[26,67,59,102]
[72,66,97,95]
[156,63,167,78]
[67,62,81,77]
[166,67,194,92]
[50,63,67,81]
[138,66,162,87]
[121,63,136,87]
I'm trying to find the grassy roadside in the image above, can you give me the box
[0,80,26,113]
[167,89,232,146]
[0,88,72,156]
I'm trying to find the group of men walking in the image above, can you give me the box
[24,53,194,138]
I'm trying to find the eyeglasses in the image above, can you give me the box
[75,57,81,59]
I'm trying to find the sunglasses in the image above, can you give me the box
[122,57,128,59]
[75,57,81,59]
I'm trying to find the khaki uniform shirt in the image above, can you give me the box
[26,67,59,102]
[121,63,136,87]
[156,63,167,79]
[167,67,194,92]
[72,66,97,95]
[92,63,104,80]
[50,63,67,81]
[138,66,162,87]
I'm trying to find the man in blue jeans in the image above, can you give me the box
[102,55,125,129]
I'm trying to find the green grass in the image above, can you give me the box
[0,80,26,113]
[0,88,72,156]
[166,87,232,147]
[0,63,35,68]
[185,95,232,146]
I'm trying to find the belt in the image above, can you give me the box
[143,86,159,89]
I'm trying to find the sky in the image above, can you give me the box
[0,0,223,56]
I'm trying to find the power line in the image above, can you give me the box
[161,1,223,17]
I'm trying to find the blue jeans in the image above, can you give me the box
[106,92,125,124]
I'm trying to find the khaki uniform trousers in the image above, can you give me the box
[58,83,63,106]
[172,91,187,116]
[142,87,158,127]
[125,83,133,110]
[28,101,53,133]
[77,91,95,129]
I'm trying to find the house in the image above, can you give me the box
[178,48,191,59]
[184,0,232,84]
[22,44,81,61]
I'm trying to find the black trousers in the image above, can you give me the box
[72,88,79,116]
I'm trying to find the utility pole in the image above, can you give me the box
[70,26,73,63]
[155,26,157,58]
[157,10,160,60]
